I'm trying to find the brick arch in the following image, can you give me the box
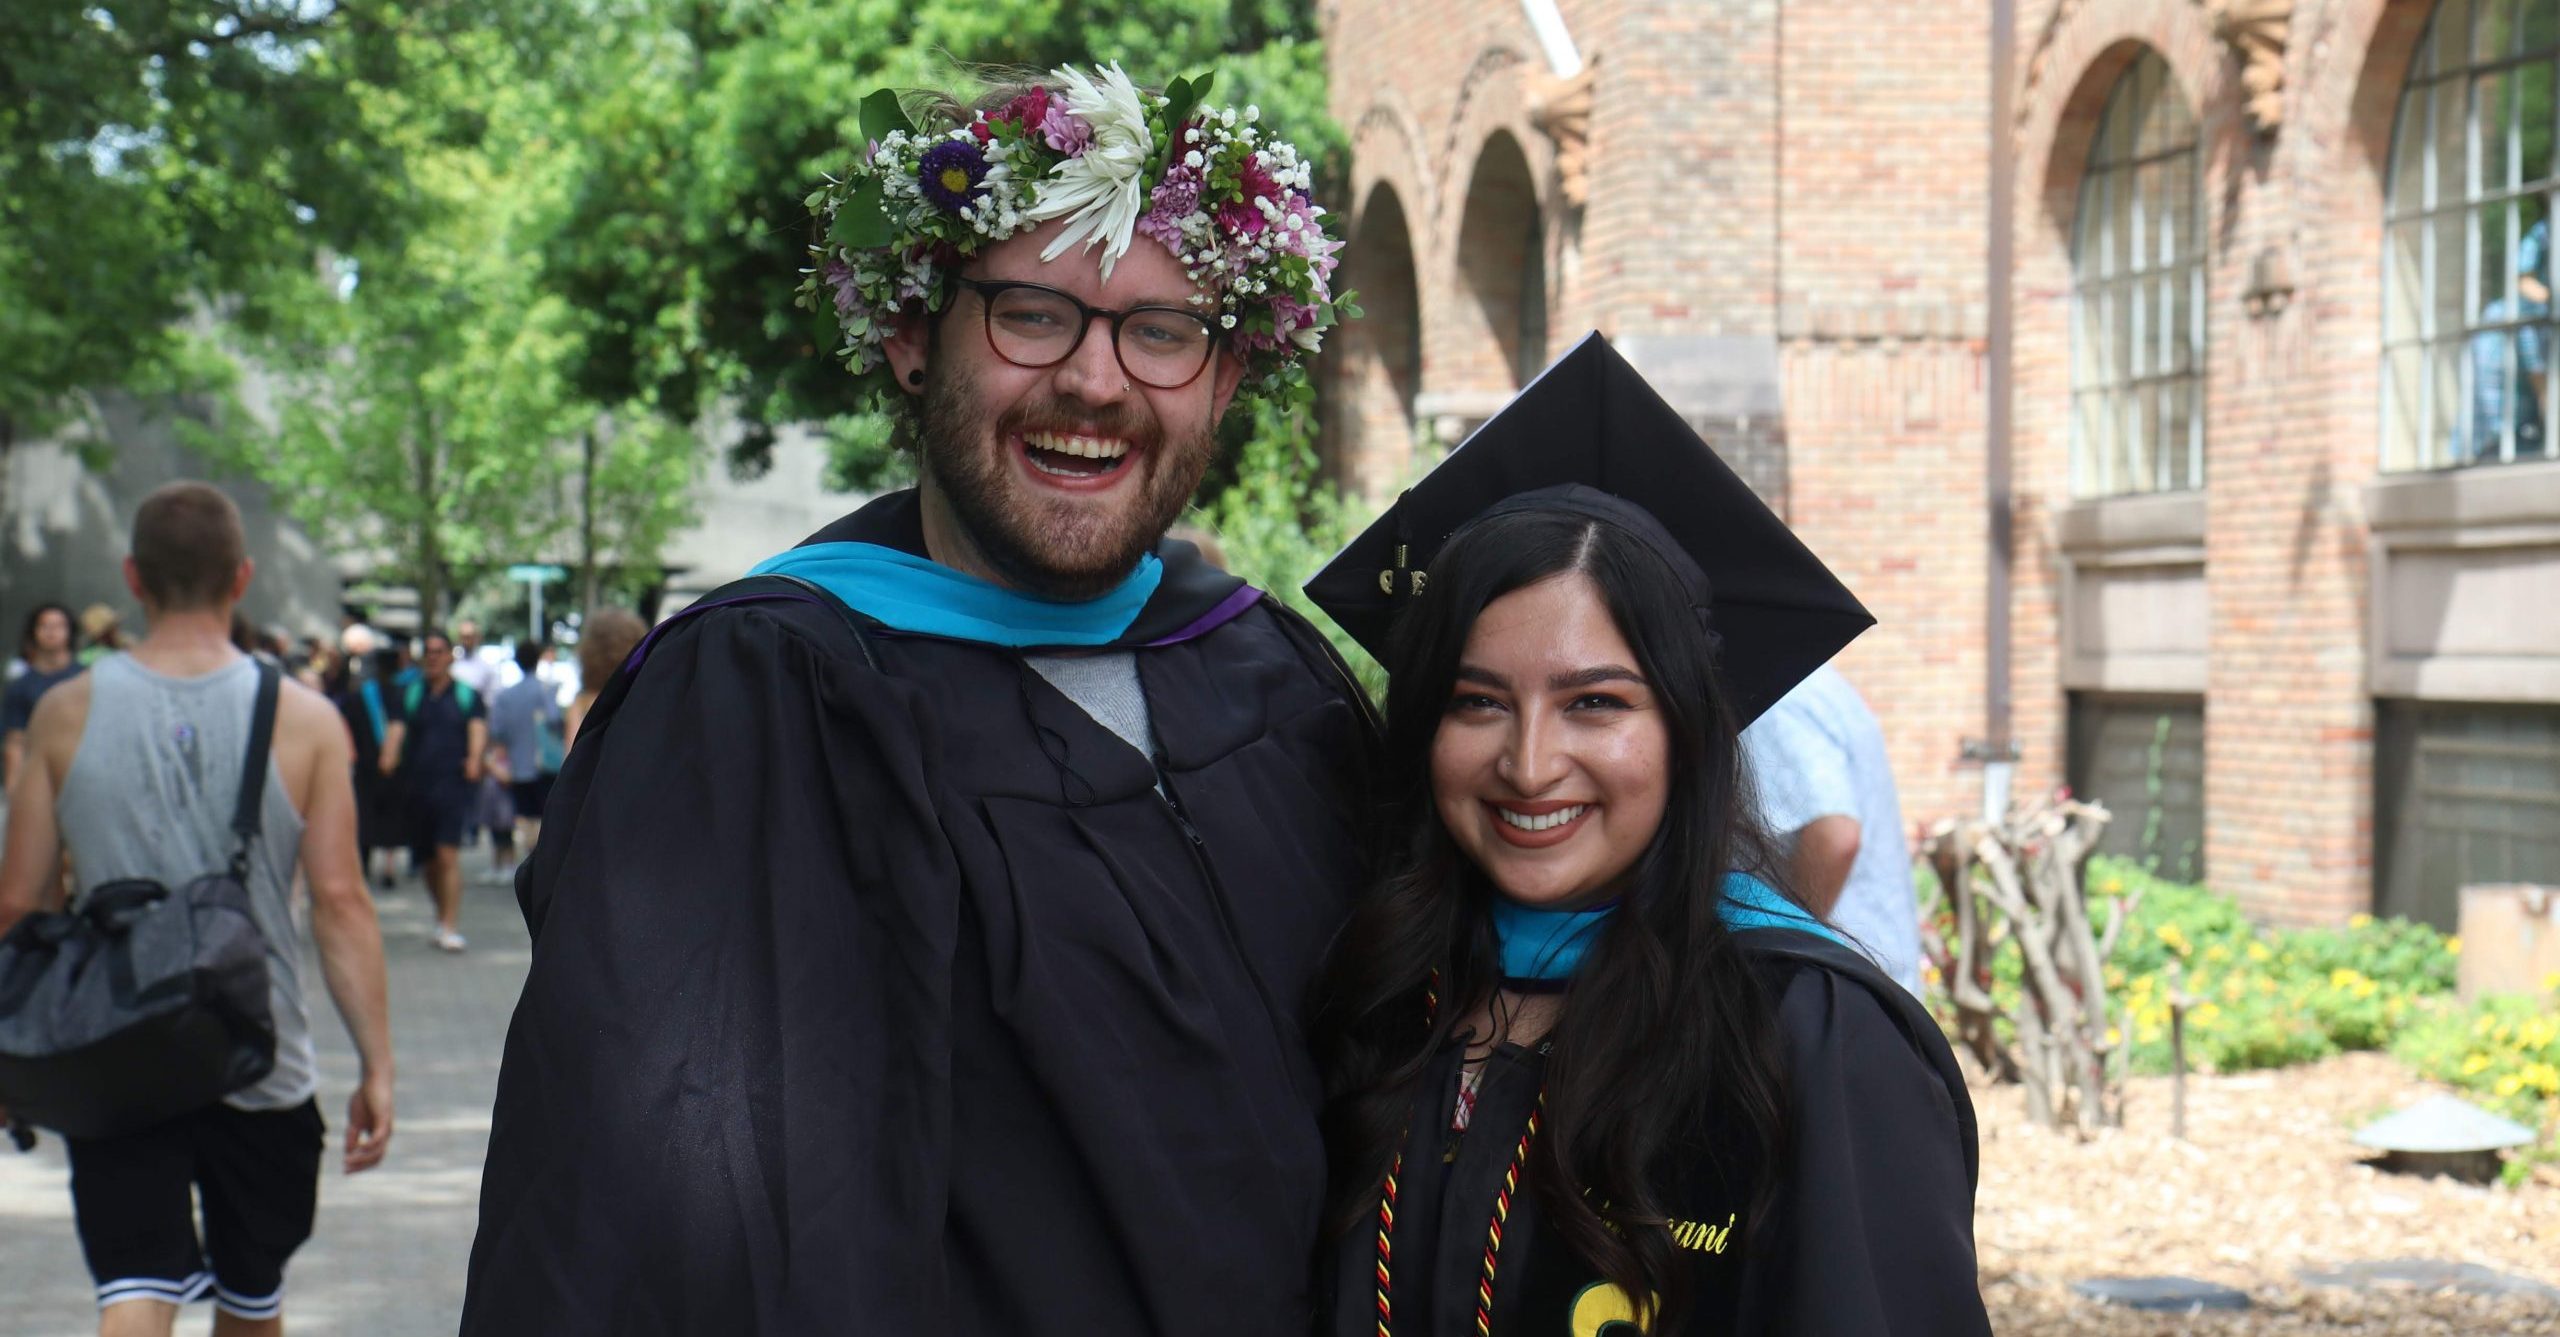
[1434,46,1547,229]
[1329,181,1425,495]
[1422,50,1557,429]
[1450,130,1546,401]
[2009,3,2241,506]
[1347,90,1438,264]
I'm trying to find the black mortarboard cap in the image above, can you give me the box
[1304,331,1874,728]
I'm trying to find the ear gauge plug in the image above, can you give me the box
[907,369,926,387]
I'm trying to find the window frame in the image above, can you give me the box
[2068,50,2209,500]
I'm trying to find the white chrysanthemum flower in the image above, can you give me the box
[1024,62,1153,278]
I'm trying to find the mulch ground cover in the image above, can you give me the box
[1974,1052,2560,1334]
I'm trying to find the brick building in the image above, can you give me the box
[1317,0,2560,927]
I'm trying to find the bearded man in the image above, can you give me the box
[463,66,1371,1335]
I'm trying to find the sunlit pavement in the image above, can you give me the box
[0,857,531,1336]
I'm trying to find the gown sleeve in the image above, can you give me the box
[461,604,962,1335]
[1738,962,1993,1335]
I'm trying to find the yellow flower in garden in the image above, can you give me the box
[2191,1002,2222,1029]
[2137,1025,2161,1046]
[2463,1052,2494,1076]
[2479,1013,2501,1037]
[2522,1063,2560,1096]
[2497,1073,2527,1098]
[2101,877,2124,895]
[2543,971,2560,994]
[2519,1017,2558,1051]
[2349,913,2374,930]
[2446,936,2462,956]
[2205,942,2231,963]
[2247,941,2272,963]
[2223,978,2245,1002]
[2353,976,2378,1000]
[2157,922,2191,956]
[2330,968,2363,991]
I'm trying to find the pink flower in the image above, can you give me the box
[1135,165,1203,250]
[1268,295,1317,334]
[999,87,1054,133]
[1216,198,1266,237]
[1040,103,1092,154]
[821,260,862,318]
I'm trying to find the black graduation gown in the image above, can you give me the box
[1329,933,1990,1336]
[463,493,1376,1336]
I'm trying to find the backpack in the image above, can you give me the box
[358,677,388,746]
[0,661,281,1139]
[404,677,477,718]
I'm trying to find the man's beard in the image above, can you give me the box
[917,358,1217,601]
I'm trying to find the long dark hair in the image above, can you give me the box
[1312,506,1803,1328]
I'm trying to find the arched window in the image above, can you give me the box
[2384,0,2560,471]
[2070,51,2205,497]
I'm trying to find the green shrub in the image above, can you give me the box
[2394,984,2560,1130]
[1935,855,2461,1077]
[1192,399,1386,698]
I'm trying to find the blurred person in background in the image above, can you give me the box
[4,603,82,793]
[487,639,563,867]
[378,630,485,953]
[77,605,126,667]
[1739,661,1924,996]
[562,609,645,751]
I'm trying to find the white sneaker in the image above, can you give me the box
[433,926,469,954]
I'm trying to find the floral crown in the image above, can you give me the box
[797,64,1350,406]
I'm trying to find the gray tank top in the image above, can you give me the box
[56,653,315,1110]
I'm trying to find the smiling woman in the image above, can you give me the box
[1304,337,1989,1335]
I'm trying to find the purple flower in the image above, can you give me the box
[1268,295,1317,335]
[1134,166,1203,250]
[822,259,862,318]
[1040,104,1092,155]
[917,139,990,212]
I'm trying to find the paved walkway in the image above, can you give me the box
[0,860,530,1337]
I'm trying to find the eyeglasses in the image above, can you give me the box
[955,278,1221,390]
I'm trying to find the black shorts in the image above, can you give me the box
[65,1100,323,1319]
[410,777,474,849]
[511,774,556,820]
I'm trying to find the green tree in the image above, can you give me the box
[0,0,541,458]
[240,45,590,623]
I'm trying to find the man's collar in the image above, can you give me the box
[785,489,1255,649]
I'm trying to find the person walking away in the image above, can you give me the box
[0,481,395,1337]
[560,609,645,751]
[464,66,1371,1335]
[446,622,508,882]
[378,630,485,952]
[4,603,82,793]
[486,640,562,867]
[1739,661,1925,995]
[329,631,395,890]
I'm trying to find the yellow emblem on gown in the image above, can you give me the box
[1569,1280,1645,1336]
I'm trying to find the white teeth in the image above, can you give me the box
[1024,430,1132,460]
[1497,805,1587,832]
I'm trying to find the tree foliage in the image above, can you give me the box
[236,26,698,622]
[0,0,523,441]
[11,0,1338,613]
